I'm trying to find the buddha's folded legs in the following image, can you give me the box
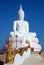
[10,31,24,37]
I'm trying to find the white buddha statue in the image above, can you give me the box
[10,5,36,38]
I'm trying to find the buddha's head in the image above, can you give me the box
[18,5,24,20]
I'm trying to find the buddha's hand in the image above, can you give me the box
[14,30,17,33]
[14,31,18,35]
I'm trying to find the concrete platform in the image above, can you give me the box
[22,54,44,65]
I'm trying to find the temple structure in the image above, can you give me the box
[10,5,41,51]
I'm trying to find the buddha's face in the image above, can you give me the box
[18,12,24,20]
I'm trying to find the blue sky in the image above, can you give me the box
[0,0,44,51]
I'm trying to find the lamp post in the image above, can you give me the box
[15,35,18,49]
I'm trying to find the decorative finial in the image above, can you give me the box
[20,4,22,10]
[8,36,10,41]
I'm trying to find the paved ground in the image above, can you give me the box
[22,54,44,65]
